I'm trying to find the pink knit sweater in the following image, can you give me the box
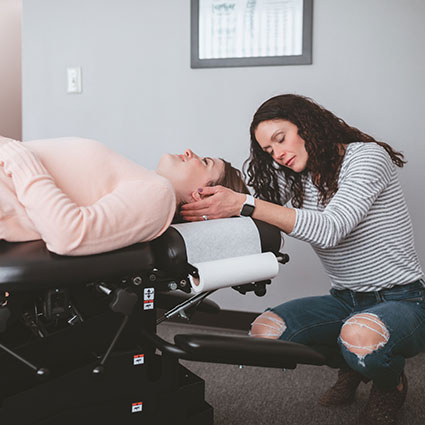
[0,137,176,255]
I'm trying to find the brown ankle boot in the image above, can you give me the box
[319,368,369,407]
[357,372,408,425]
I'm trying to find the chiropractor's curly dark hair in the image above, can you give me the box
[244,94,406,208]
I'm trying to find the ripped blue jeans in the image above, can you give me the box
[268,279,425,390]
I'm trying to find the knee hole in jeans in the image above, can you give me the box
[340,313,389,358]
[249,311,286,339]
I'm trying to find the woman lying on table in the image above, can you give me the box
[0,136,247,256]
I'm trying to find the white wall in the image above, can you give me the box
[0,0,22,139]
[22,0,425,312]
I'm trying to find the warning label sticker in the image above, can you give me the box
[144,288,154,310]
[133,354,145,366]
[132,402,143,413]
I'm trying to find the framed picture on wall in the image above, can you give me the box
[191,0,313,68]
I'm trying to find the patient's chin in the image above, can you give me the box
[156,153,174,172]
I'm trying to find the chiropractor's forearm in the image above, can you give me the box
[251,199,296,234]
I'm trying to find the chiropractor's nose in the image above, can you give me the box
[272,144,285,162]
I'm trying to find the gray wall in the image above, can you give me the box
[22,0,425,312]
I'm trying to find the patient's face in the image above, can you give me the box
[156,149,224,203]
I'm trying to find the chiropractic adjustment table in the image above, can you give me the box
[0,217,327,424]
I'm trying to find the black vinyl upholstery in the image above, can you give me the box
[0,240,155,291]
[0,218,282,292]
[174,333,327,368]
[0,218,325,425]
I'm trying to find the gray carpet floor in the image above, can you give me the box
[158,322,425,425]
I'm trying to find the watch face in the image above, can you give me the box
[241,204,255,216]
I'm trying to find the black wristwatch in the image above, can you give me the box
[240,194,256,217]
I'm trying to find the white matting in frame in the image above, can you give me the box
[191,0,313,68]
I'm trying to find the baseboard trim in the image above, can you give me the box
[157,309,258,332]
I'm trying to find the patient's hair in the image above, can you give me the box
[173,159,249,223]
[213,158,250,195]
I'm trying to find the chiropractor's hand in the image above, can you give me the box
[180,186,246,221]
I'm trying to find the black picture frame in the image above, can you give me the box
[191,0,313,69]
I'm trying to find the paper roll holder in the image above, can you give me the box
[157,251,289,323]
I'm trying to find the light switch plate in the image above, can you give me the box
[67,67,82,93]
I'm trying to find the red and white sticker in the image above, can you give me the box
[132,401,143,413]
[133,354,145,366]
[144,288,154,310]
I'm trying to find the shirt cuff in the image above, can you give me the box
[0,140,48,186]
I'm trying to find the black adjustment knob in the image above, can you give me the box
[109,288,138,316]
[277,253,290,264]
[254,283,267,297]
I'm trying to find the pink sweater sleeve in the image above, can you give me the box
[0,140,176,256]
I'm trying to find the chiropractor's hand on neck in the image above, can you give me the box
[181,185,296,234]
[180,186,245,221]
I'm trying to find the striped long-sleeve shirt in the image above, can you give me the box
[285,142,423,292]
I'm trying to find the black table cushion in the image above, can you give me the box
[174,333,326,368]
[0,240,155,291]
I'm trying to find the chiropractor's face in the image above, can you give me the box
[156,149,224,204]
[255,119,308,173]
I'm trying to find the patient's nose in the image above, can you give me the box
[184,149,194,159]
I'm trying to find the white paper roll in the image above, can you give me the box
[188,252,279,293]
[172,217,262,264]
